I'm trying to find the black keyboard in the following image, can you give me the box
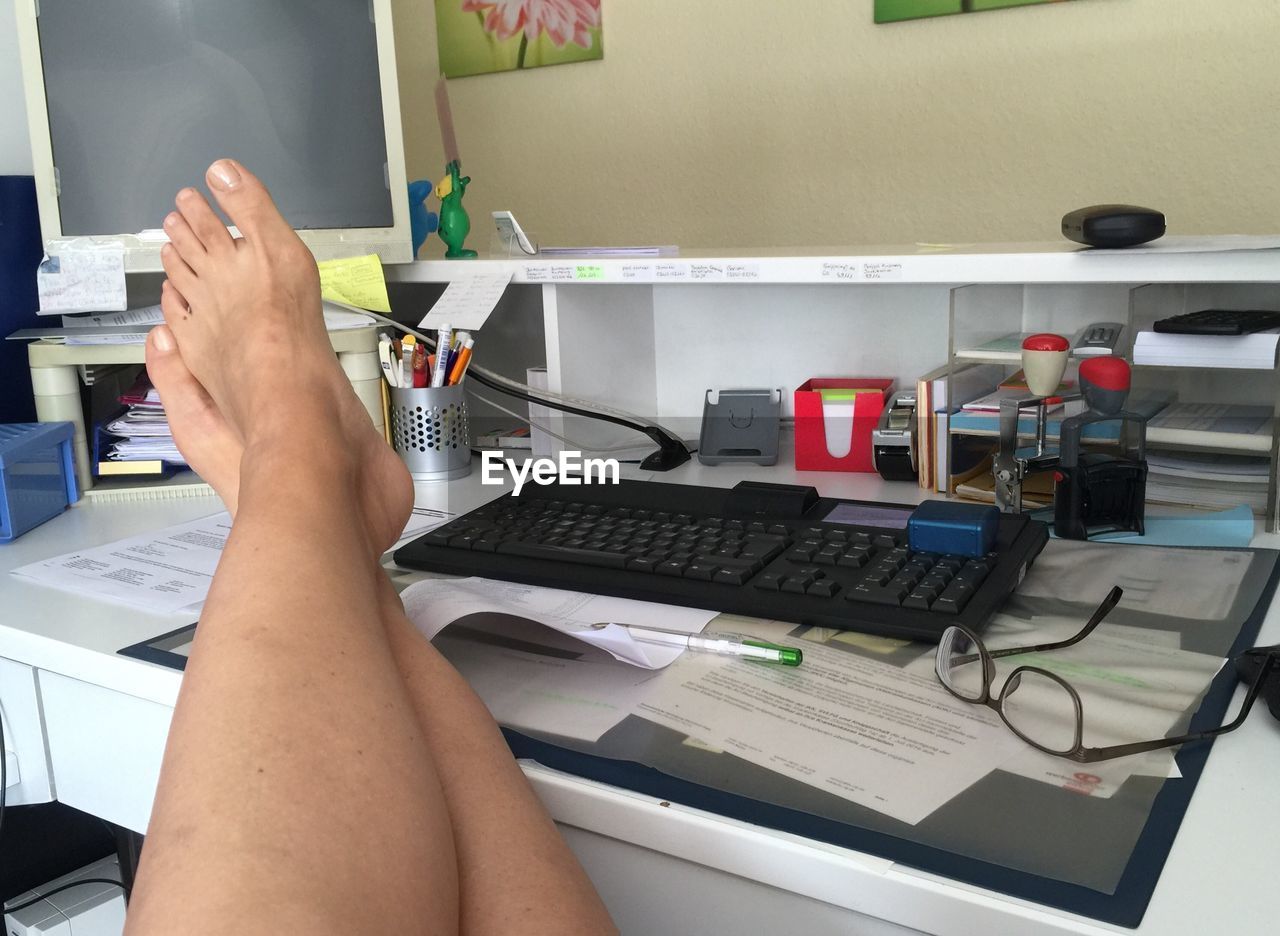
[394,480,1049,643]
[1153,308,1280,336]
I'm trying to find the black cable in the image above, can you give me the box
[3,878,126,915]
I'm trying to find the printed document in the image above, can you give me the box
[12,513,232,613]
[400,576,717,668]
[632,620,1027,824]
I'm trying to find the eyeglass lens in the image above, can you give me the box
[938,627,986,702]
[1000,670,1079,755]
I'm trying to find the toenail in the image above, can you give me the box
[208,160,241,191]
[151,325,176,353]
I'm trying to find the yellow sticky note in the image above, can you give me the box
[317,254,391,313]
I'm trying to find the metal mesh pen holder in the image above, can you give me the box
[389,384,471,481]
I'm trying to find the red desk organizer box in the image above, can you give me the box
[793,378,894,471]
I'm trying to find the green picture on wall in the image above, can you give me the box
[875,0,1076,24]
[435,1,604,79]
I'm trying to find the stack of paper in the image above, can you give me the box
[98,377,185,474]
[1133,329,1280,368]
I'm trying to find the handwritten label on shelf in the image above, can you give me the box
[862,262,904,281]
[524,266,551,282]
[726,263,761,280]
[575,265,605,281]
[621,263,655,281]
[548,265,577,282]
[655,263,690,282]
[820,262,860,281]
[689,263,726,282]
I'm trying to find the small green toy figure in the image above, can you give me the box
[435,160,477,258]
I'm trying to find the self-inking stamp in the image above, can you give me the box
[1053,356,1149,540]
[992,334,1073,513]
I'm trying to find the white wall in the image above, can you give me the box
[0,0,32,175]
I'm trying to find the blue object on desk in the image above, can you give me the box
[908,499,999,557]
[408,179,440,257]
[0,422,79,543]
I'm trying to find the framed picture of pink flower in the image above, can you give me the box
[875,0,1077,24]
[436,0,604,78]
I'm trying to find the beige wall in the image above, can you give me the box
[393,0,1280,254]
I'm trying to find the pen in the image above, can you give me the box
[447,336,474,385]
[445,329,468,376]
[431,325,454,388]
[591,622,803,666]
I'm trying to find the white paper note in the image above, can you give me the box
[37,242,128,314]
[418,270,513,331]
[400,576,718,669]
[632,621,1027,825]
[12,513,232,613]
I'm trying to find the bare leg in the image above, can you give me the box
[127,161,457,935]
[137,160,614,934]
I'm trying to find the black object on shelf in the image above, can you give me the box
[1061,204,1165,248]
[1153,308,1280,336]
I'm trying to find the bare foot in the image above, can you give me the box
[151,159,412,554]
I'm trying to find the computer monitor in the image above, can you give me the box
[14,0,413,272]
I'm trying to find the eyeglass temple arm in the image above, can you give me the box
[985,586,1124,662]
[1072,652,1280,764]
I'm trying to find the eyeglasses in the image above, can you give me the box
[934,585,1280,763]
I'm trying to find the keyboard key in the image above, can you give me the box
[657,560,688,577]
[824,529,848,543]
[713,568,752,585]
[807,580,841,598]
[933,582,975,614]
[684,562,718,580]
[780,577,808,594]
[753,572,784,591]
[497,541,629,568]
[874,534,899,548]
[786,547,816,562]
[903,590,934,610]
[627,558,659,573]
[768,524,790,536]
[748,521,767,533]
[838,548,871,567]
[863,585,908,606]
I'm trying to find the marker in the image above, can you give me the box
[430,325,454,388]
[411,341,428,388]
[590,623,802,666]
[447,336,474,385]
[399,335,415,387]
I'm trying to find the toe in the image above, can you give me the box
[162,211,208,271]
[146,325,243,514]
[160,279,190,326]
[160,244,199,301]
[176,187,235,255]
[204,159,295,244]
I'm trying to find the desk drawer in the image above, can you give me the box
[0,657,54,806]
[39,671,172,834]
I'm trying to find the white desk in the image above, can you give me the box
[2,462,1279,936]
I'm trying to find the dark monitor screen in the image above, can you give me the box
[36,0,394,235]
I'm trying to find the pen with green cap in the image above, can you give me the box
[591,623,803,666]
